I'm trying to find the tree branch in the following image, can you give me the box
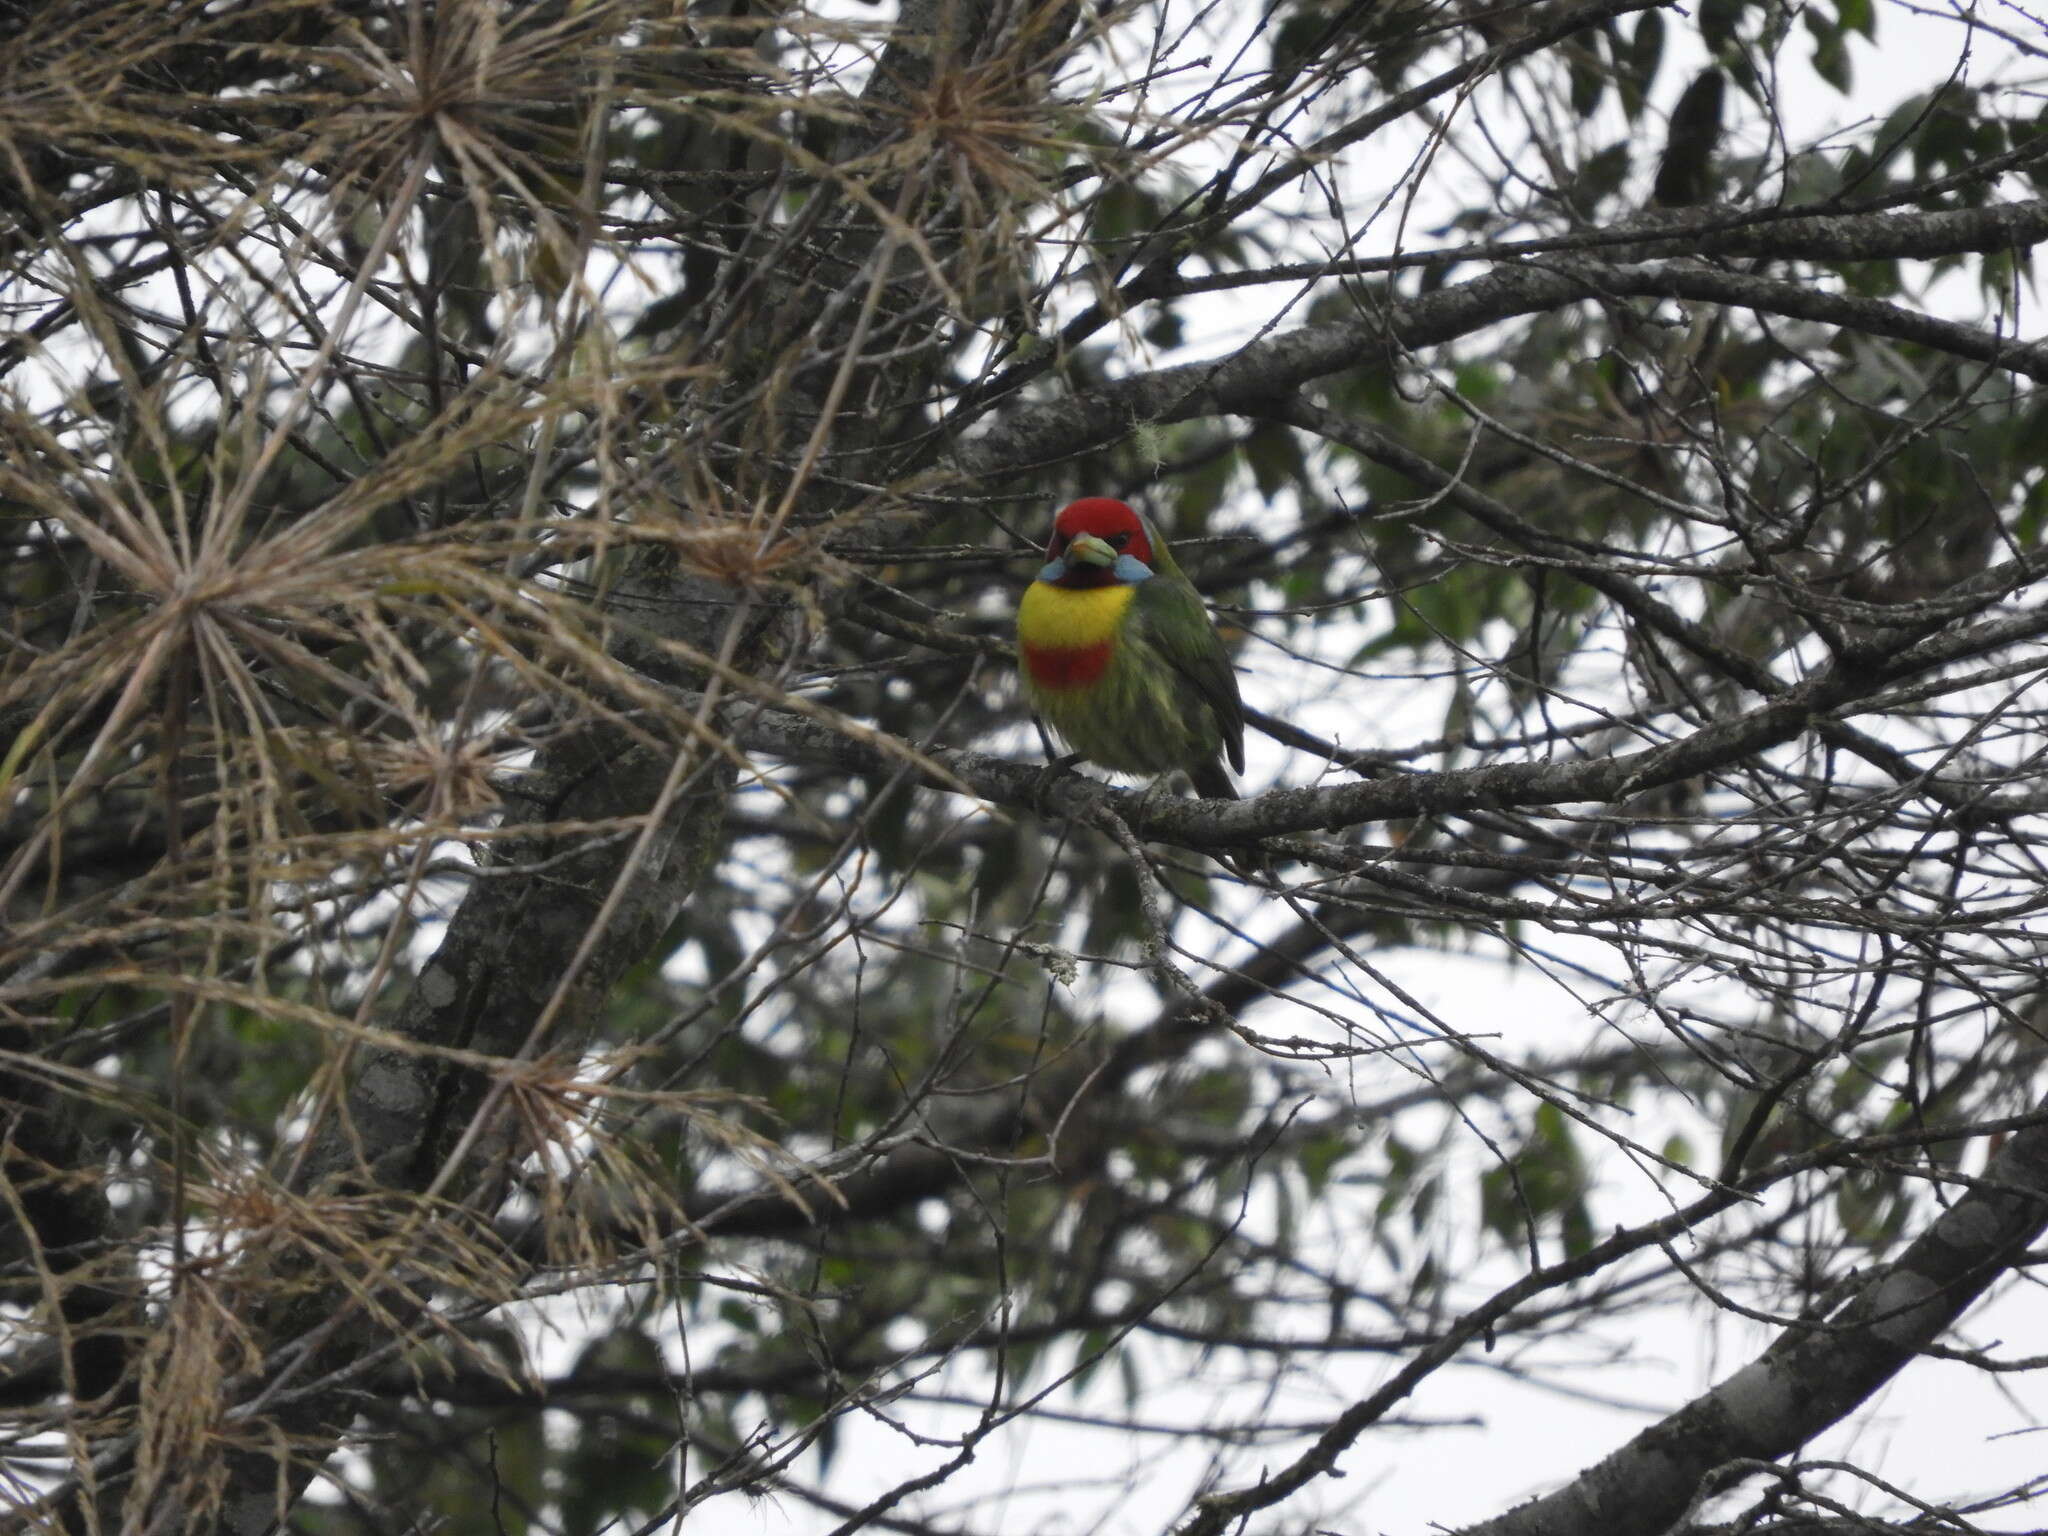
[957,200,2048,478]
[1455,1095,2048,1536]
[1170,1087,2048,1536]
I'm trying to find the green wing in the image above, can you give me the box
[1134,571,1245,774]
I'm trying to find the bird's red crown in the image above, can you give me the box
[1047,498,1154,566]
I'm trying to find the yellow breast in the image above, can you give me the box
[1017,580,1137,651]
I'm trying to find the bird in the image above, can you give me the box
[1015,497,1245,800]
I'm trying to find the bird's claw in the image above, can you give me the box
[1031,753,1084,817]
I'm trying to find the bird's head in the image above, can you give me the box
[1037,498,1157,588]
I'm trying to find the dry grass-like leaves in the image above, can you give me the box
[0,0,1066,1519]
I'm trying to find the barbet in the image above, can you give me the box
[1015,498,1245,799]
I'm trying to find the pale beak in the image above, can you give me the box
[1065,532,1118,567]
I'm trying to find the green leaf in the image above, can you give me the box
[1627,9,1665,100]
[1700,0,1747,53]
[1561,1200,1595,1258]
[1574,142,1633,210]
[1805,11,1852,94]
[1568,29,1605,119]
[1246,423,1305,501]
[1299,1132,1349,1193]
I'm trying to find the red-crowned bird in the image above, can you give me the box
[1015,497,1245,799]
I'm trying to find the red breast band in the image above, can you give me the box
[1023,640,1111,690]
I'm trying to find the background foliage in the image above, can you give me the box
[3,0,2047,1532]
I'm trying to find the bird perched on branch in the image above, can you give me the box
[1015,497,1245,800]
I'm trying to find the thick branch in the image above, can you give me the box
[1456,1095,2048,1536]
[958,200,2048,477]
[1170,1087,2048,1536]
[1533,258,2048,380]
[742,579,2048,845]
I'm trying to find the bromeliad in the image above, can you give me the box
[1016,498,1245,799]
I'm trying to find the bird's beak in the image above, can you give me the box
[1065,532,1118,568]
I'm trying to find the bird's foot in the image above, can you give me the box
[1131,772,1177,823]
[1031,753,1085,816]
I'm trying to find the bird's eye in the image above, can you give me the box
[1108,532,1129,548]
